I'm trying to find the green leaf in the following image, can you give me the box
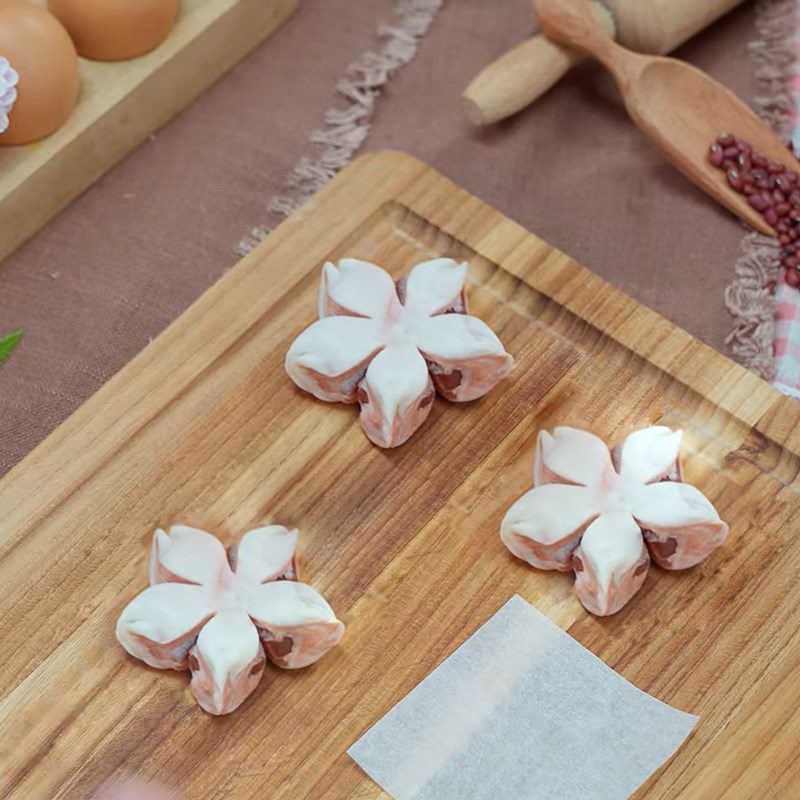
[0,330,22,365]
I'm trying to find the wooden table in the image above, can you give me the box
[0,152,797,798]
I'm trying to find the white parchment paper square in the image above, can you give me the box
[349,595,698,800]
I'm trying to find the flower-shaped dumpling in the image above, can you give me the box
[285,258,514,447]
[117,525,344,715]
[501,426,728,616]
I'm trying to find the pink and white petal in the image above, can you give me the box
[318,259,401,319]
[116,583,215,670]
[533,427,614,488]
[629,481,728,570]
[500,483,599,572]
[148,526,230,587]
[572,511,650,616]
[403,258,467,316]
[414,313,514,402]
[618,426,683,484]
[231,525,299,583]
[357,340,435,448]
[188,610,265,715]
[285,316,386,403]
[247,580,345,669]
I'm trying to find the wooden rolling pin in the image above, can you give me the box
[463,0,746,125]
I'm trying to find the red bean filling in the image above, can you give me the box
[420,390,436,407]
[266,637,294,659]
[250,657,266,676]
[709,133,800,288]
[434,368,463,392]
[648,537,678,559]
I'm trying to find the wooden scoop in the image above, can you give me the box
[533,0,799,236]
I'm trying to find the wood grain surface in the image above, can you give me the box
[0,151,797,799]
[0,0,296,266]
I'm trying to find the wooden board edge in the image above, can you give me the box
[2,149,798,514]
[0,149,429,523]
[0,0,296,265]
[353,151,800,449]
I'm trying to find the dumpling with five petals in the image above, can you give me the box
[117,525,344,715]
[285,258,514,447]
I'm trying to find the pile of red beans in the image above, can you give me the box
[709,133,800,287]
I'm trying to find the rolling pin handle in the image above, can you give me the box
[461,1,616,126]
[462,34,582,126]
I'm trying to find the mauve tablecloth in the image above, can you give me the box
[0,0,758,475]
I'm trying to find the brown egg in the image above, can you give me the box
[0,0,80,146]
[48,0,179,62]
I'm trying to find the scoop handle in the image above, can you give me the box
[462,1,616,126]
[533,0,614,56]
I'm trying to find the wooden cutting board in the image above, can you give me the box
[0,0,295,265]
[1,151,798,799]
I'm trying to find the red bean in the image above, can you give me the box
[723,146,739,159]
[776,202,791,216]
[765,208,780,226]
[727,169,744,190]
[786,267,800,287]
[753,154,768,168]
[708,144,724,167]
[718,133,735,147]
[748,194,769,212]
[780,233,792,246]
[756,177,772,190]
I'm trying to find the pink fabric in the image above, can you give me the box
[773,281,800,395]
[772,3,800,396]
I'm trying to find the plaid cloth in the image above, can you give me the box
[774,285,800,397]
[772,6,800,397]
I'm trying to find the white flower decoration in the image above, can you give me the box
[285,258,514,447]
[501,426,728,616]
[0,56,19,134]
[117,525,344,715]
